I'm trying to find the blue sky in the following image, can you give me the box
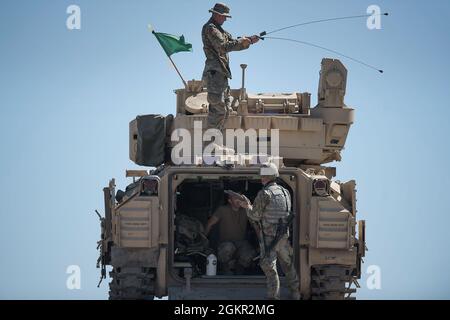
[0,0,449,299]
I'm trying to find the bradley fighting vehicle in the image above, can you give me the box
[96,58,366,300]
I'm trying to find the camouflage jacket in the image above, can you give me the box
[246,182,292,237]
[201,18,249,79]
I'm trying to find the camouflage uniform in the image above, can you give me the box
[246,181,300,300]
[201,17,249,130]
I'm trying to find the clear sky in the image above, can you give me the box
[0,0,449,299]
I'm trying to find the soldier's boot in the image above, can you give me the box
[226,106,237,117]
[263,269,281,300]
[266,290,281,300]
[286,273,300,300]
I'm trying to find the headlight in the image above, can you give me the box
[313,179,329,196]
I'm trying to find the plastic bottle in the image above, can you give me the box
[206,253,217,276]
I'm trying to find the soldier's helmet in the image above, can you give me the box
[260,163,280,178]
[209,3,232,18]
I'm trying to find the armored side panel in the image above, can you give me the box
[113,196,160,248]
[309,197,354,249]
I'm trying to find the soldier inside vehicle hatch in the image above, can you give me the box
[201,2,259,132]
[205,190,256,275]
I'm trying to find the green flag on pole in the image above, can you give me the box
[152,31,193,57]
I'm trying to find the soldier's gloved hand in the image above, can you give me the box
[237,200,249,209]
[238,196,252,209]
[249,35,260,44]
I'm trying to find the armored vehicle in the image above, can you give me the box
[96,58,366,300]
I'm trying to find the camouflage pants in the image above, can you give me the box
[217,240,256,271]
[260,235,300,300]
[203,70,232,130]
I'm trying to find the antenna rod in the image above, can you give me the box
[259,12,389,37]
[262,36,383,73]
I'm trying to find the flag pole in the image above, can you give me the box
[167,55,188,88]
[149,25,188,88]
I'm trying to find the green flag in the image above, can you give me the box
[152,31,192,57]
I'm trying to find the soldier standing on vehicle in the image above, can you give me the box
[202,3,259,131]
[239,163,300,300]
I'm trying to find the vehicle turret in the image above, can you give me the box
[129,58,354,167]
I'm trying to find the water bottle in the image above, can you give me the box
[206,253,217,276]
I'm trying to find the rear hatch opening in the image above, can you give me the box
[169,175,296,285]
